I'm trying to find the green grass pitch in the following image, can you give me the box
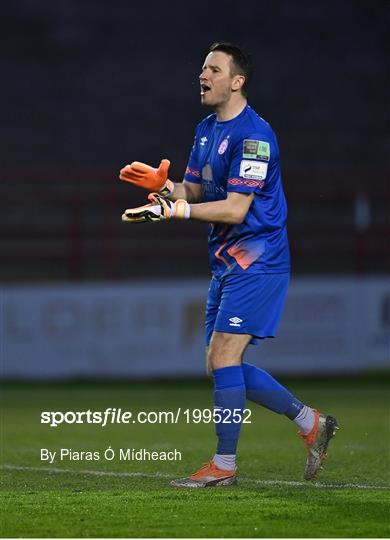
[1,378,389,538]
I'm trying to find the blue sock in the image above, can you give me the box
[242,362,304,419]
[213,365,246,455]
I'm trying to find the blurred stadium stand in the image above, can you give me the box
[1,1,388,281]
[1,170,388,280]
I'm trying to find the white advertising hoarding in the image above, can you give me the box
[1,278,389,378]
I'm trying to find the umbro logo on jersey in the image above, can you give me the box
[200,137,208,146]
[229,316,243,327]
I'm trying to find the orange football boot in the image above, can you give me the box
[170,460,237,488]
[299,409,339,480]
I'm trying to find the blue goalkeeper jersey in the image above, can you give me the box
[184,104,290,277]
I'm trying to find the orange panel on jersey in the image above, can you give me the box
[227,238,265,270]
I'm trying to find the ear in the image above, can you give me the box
[232,74,245,92]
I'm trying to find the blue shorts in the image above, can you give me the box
[205,272,290,346]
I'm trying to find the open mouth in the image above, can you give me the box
[200,83,211,95]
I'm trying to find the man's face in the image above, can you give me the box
[199,51,238,107]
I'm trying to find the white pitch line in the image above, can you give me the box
[242,477,390,491]
[1,464,389,491]
[1,464,172,479]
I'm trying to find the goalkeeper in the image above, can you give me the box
[119,42,339,488]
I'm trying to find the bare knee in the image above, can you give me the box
[207,332,251,371]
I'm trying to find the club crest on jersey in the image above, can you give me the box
[200,136,208,146]
[218,138,229,155]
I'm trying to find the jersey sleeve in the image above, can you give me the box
[183,125,202,184]
[227,133,274,194]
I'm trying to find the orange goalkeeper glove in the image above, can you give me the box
[121,193,190,223]
[119,159,174,196]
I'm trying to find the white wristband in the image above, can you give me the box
[172,200,190,219]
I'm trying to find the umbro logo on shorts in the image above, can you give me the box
[229,316,243,327]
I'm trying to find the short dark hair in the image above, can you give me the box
[209,42,253,96]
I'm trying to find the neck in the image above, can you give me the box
[215,95,247,122]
